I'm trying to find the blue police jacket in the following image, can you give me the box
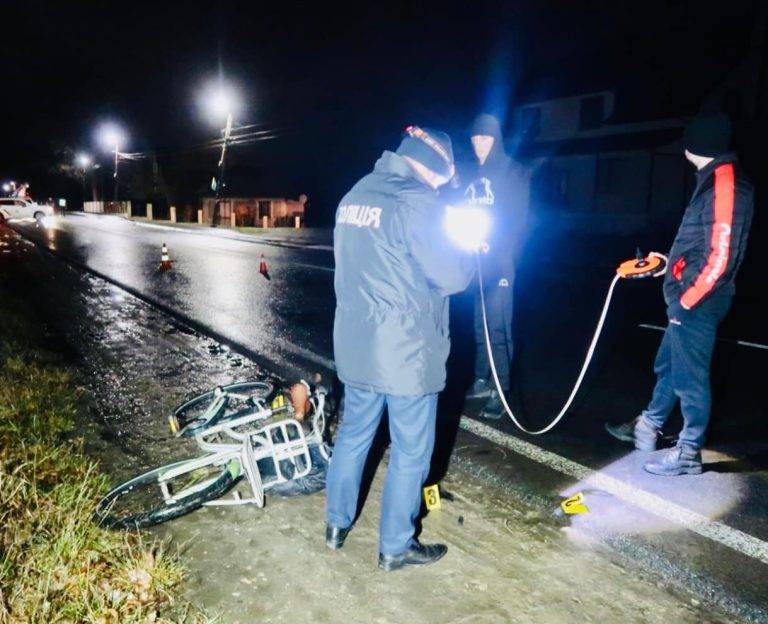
[333,151,475,396]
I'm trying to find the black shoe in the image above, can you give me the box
[479,390,505,420]
[465,379,492,400]
[378,542,448,572]
[325,524,351,550]
[605,416,659,451]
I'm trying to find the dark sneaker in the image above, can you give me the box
[325,524,351,550]
[465,379,492,399]
[378,542,448,572]
[605,416,659,451]
[644,444,702,476]
[479,389,505,420]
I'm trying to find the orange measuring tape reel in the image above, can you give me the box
[616,249,667,280]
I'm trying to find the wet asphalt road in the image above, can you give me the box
[12,213,768,620]
[22,214,337,376]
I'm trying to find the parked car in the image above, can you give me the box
[0,198,54,223]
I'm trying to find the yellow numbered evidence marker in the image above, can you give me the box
[423,484,442,511]
[168,414,180,435]
[271,394,286,410]
[560,492,589,515]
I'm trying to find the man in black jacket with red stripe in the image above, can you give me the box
[607,113,754,475]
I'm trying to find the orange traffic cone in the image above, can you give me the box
[259,254,270,280]
[159,243,172,271]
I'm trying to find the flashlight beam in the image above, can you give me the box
[460,417,768,566]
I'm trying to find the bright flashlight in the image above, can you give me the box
[76,153,92,168]
[444,205,491,252]
[2,183,9,193]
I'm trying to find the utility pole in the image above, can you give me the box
[113,143,120,202]
[212,112,233,227]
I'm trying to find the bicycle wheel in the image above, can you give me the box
[95,456,241,529]
[169,380,274,437]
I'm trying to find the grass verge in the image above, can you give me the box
[0,289,210,622]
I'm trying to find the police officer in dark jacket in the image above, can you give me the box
[326,126,476,570]
[607,113,753,475]
[463,114,528,418]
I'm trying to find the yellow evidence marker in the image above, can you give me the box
[423,484,442,511]
[271,394,286,410]
[560,492,589,515]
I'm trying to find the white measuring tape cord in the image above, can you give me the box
[477,254,621,435]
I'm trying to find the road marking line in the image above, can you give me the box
[460,417,768,566]
[639,323,768,351]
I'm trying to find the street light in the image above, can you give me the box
[97,123,126,201]
[76,153,92,203]
[200,82,242,224]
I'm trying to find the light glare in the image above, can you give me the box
[444,205,491,251]
[200,81,242,124]
[97,123,125,151]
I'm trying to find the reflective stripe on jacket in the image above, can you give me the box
[663,154,753,310]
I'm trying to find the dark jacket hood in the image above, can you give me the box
[470,114,508,168]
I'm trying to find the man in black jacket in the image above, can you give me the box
[606,113,753,475]
[463,114,528,419]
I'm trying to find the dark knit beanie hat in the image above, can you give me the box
[396,126,454,177]
[683,113,732,157]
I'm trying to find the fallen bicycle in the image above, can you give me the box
[95,379,331,529]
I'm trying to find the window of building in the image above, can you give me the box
[579,95,604,130]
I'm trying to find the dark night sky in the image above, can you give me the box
[2,1,760,219]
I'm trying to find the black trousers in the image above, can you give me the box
[474,279,514,392]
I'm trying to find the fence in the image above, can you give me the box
[83,201,132,216]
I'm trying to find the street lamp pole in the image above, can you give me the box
[212,111,233,227]
[76,154,92,207]
[113,141,120,202]
[216,111,233,200]
[98,124,125,205]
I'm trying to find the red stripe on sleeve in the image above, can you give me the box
[680,163,735,309]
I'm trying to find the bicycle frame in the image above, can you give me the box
[127,386,329,516]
